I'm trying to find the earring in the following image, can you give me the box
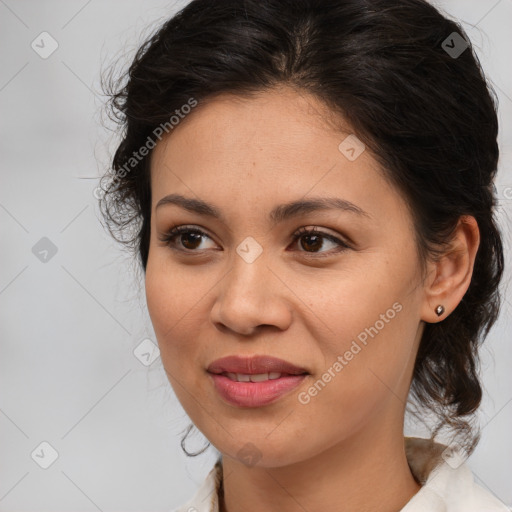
[435,305,445,317]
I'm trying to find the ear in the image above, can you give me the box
[420,215,480,323]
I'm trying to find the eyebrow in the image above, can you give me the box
[155,193,371,224]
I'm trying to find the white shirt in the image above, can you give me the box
[171,437,509,512]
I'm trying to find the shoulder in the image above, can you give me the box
[405,459,509,511]
[467,474,510,511]
[404,437,509,511]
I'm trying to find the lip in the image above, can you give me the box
[207,355,309,408]
[207,355,309,376]
[209,373,307,407]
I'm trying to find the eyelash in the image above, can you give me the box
[158,225,351,258]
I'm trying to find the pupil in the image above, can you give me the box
[180,233,324,252]
[182,232,201,249]
[302,234,321,252]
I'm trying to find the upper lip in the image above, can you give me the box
[207,355,309,375]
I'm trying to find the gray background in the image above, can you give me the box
[0,0,511,510]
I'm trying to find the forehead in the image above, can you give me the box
[152,87,363,180]
[162,87,345,152]
[149,86,409,229]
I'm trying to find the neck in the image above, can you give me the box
[219,425,421,512]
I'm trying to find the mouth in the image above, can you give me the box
[214,371,308,382]
[206,354,310,407]
[206,354,309,377]
[208,372,308,407]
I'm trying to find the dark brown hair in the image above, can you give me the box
[99,0,505,456]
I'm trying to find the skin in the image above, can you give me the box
[145,85,480,512]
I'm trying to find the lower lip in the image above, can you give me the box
[208,373,308,407]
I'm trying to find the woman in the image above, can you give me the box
[99,0,508,510]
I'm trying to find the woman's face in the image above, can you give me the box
[145,86,429,467]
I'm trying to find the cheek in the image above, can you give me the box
[145,257,190,353]
[145,262,206,407]
[293,312,416,451]
[292,253,414,348]
[145,256,211,375]
[145,262,171,334]
[145,249,196,330]
[294,260,419,414]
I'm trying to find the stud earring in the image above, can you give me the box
[435,305,445,316]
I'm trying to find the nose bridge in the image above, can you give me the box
[224,237,270,303]
[211,238,291,334]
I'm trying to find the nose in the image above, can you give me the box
[210,252,293,336]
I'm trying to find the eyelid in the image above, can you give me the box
[158,224,351,256]
[289,226,351,257]
[157,224,217,252]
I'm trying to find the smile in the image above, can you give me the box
[223,372,284,382]
[208,372,308,407]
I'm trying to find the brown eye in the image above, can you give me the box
[158,225,216,252]
[179,231,203,250]
[299,233,324,252]
[291,227,351,257]
[158,224,350,257]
